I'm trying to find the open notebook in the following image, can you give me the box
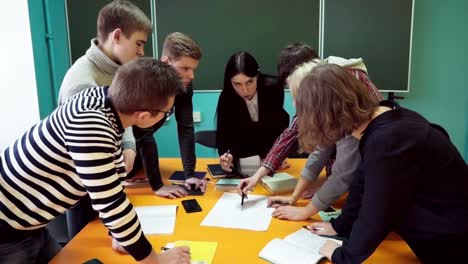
[259,228,343,264]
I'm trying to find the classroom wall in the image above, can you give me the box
[0,1,40,149]
[26,0,467,161]
[394,0,467,161]
[157,0,467,160]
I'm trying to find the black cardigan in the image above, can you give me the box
[216,75,289,161]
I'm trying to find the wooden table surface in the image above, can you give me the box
[50,158,419,264]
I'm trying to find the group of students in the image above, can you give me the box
[0,0,467,263]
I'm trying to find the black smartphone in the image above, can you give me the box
[181,199,202,213]
[82,259,103,264]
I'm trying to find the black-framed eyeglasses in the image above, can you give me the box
[137,106,175,118]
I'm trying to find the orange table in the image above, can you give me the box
[50,158,419,264]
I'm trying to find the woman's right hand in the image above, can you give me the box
[307,222,338,236]
[237,176,258,196]
[219,152,233,172]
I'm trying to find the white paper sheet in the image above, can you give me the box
[134,205,177,235]
[201,192,273,231]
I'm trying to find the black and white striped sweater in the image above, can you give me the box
[0,86,151,260]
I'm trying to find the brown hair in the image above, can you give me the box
[277,42,319,86]
[109,57,183,114]
[97,0,152,42]
[161,32,202,61]
[296,64,379,152]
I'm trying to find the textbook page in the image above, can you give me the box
[201,193,274,231]
[259,228,344,264]
[259,238,324,264]
[134,205,177,234]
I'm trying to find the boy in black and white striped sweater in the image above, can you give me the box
[0,58,190,264]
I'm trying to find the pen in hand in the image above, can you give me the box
[240,181,247,208]
[303,225,324,231]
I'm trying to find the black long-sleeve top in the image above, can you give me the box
[331,101,468,263]
[216,75,289,161]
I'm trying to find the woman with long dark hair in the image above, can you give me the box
[216,51,289,172]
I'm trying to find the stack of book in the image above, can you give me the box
[215,179,241,191]
[261,172,298,194]
[207,164,229,179]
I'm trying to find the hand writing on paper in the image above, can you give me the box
[237,176,258,197]
[158,246,191,264]
[309,222,337,236]
[155,185,188,199]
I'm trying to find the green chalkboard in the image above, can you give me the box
[155,0,320,90]
[323,0,414,92]
[66,0,153,63]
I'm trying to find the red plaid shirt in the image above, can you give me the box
[261,68,383,173]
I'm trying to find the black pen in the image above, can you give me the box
[303,226,344,240]
[241,191,245,207]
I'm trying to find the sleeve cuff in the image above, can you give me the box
[311,194,329,211]
[261,161,277,176]
[122,233,153,261]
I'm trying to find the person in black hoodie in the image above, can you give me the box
[295,64,468,263]
[217,51,289,172]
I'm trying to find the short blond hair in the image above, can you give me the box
[161,32,202,61]
[286,59,324,99]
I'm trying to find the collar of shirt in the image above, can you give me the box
[244,92,259,122]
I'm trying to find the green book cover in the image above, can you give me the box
[261,172,298,194]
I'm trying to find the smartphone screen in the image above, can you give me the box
[181,199,202,213]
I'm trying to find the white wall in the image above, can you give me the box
[0,1,40,149]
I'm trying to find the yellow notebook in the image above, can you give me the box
[167,241,217,264]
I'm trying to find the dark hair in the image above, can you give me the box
[222,51,259,93]
[97,0,152,42]
[216,52,261,128]
[109,57,184,114]
[161,32,202,61]
[277,42,319,86]
[296,64,378,152]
